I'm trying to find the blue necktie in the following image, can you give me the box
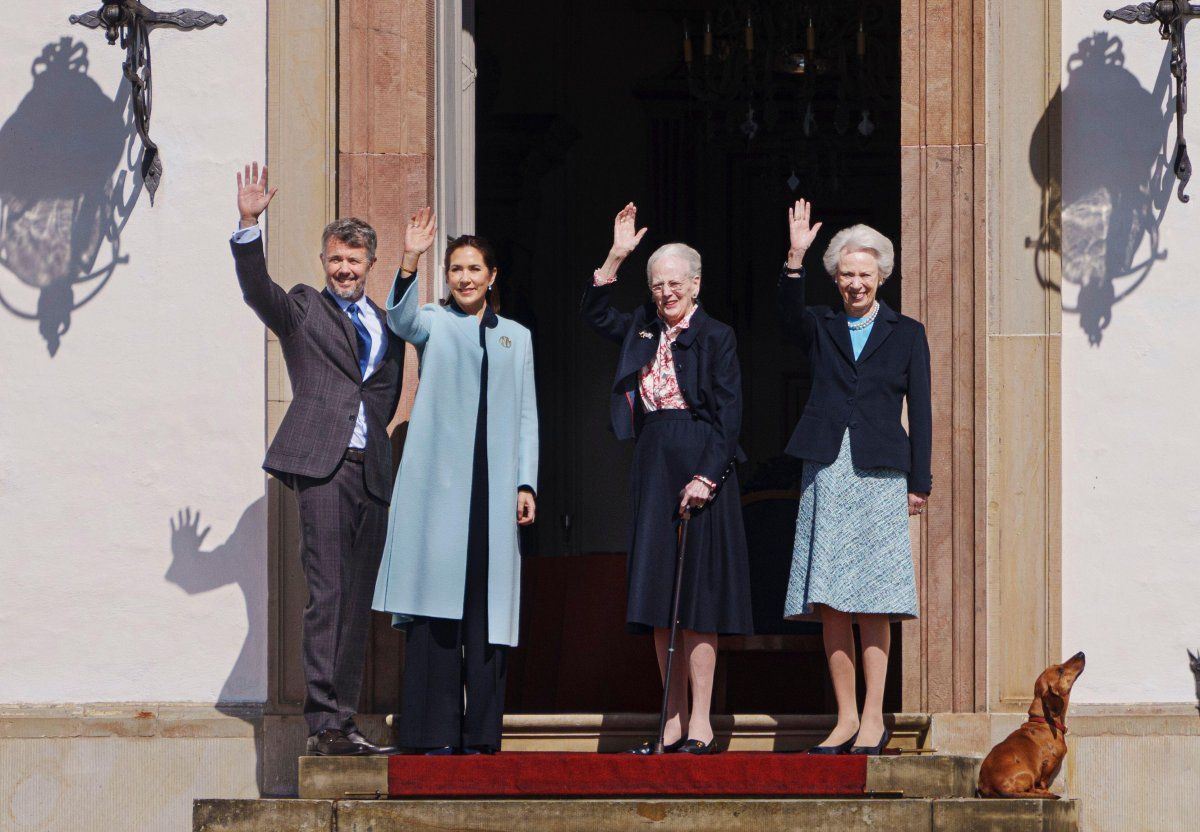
[346,303,372,378]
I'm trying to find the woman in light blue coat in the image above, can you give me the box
[372,212,538,754]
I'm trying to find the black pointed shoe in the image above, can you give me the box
[806,733,858,755]
[677,738,720,755]
[848,727,892,756]
[346,729,398,755]
[624,738,687,755]
[306,729,371,756]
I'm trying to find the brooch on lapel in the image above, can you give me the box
[499,336,512,348]
[638,330,654,339]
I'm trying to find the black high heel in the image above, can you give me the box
[848,727,891,756]
[806,732,858,755]
[624,737,686,755]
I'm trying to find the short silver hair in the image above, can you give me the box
[822,224,894,281]
[646,242,702,285]
[321,217,378,261]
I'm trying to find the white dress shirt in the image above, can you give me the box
[232,223,384,449]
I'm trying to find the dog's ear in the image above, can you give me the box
[1042,690,1066,721]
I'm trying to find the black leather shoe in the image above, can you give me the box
[420,745,458,756]
[306,729,370,756]
[623,738,686,755]
[848,728,891,756]
[461,744,498,755]
[806,734,858,755]
[677,738,720,755]
[346,729,398,755]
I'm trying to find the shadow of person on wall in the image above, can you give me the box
[0,37,143,356]
[165,499,267,790]
[1028,33,1173,346]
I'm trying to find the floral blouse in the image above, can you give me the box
[639,310,694,412]
[593,270,715,491]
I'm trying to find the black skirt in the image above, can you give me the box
[626,410,753,635]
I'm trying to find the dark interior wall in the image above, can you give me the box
[477,0,681,557]
[477,1,901,559]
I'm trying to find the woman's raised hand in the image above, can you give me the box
[787,199,823,268]
[611,202,648,258]
[403,207,437,256]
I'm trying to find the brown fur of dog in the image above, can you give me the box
[977,652,1085,799]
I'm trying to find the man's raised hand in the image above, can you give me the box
[237,162,277,228]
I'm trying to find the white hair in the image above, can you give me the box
[822,224,895,281]
[646,242,702,285]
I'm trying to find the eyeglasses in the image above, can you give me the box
[650,280,691,295]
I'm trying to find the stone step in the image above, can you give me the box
[297,752,982,800]
[195,797,1080,832]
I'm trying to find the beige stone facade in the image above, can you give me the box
[3,2,1197,832]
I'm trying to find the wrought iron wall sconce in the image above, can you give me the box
[69,1,227,203]
[1105,1,1200,201]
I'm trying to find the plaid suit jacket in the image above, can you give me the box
[232,236,403,502]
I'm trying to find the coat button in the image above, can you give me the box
[847,397,855,405]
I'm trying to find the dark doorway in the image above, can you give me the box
[475,1,902,715]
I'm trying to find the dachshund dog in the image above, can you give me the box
[977,652,1085,799]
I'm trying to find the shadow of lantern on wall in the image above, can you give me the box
[0,38,143,356]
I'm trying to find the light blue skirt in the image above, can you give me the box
[784,430,919,621]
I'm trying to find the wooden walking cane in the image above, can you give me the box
[654,511,691,755]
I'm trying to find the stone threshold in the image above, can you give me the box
[455,712,932,753]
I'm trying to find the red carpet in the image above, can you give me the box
[388,752,867,797]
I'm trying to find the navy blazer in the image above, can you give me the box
[581,282,745,488]
[779,268,932,494]
[232,236,404,502]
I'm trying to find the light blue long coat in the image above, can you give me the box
[371,275,538,647]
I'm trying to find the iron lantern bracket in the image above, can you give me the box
[69,1,227,203]
[1105,1,1200,201]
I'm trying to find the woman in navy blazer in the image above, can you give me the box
[582,203,752,755]
[779,200,931,756]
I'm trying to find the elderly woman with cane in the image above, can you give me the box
[582,203,753,755]
[778,199,931,756]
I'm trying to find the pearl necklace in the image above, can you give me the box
[847,302,880,330]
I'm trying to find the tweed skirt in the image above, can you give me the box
[625,410,754,635]
[784,430,919,621]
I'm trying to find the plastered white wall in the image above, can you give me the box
[0,3,268,702]
[1061,1,1200,703]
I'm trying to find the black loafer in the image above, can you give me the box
[461,744,499,755]
[346,729,398,755]
[677,738,719,755]
[421,745,458,756]
[623,738,686,755]
[306,729,371,756]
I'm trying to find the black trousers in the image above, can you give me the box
[294,457,387,734]
[398,323,508,750]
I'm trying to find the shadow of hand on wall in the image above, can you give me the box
[165,501,266,707]
[1029,33,1173,346]
[0,37,143,356]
